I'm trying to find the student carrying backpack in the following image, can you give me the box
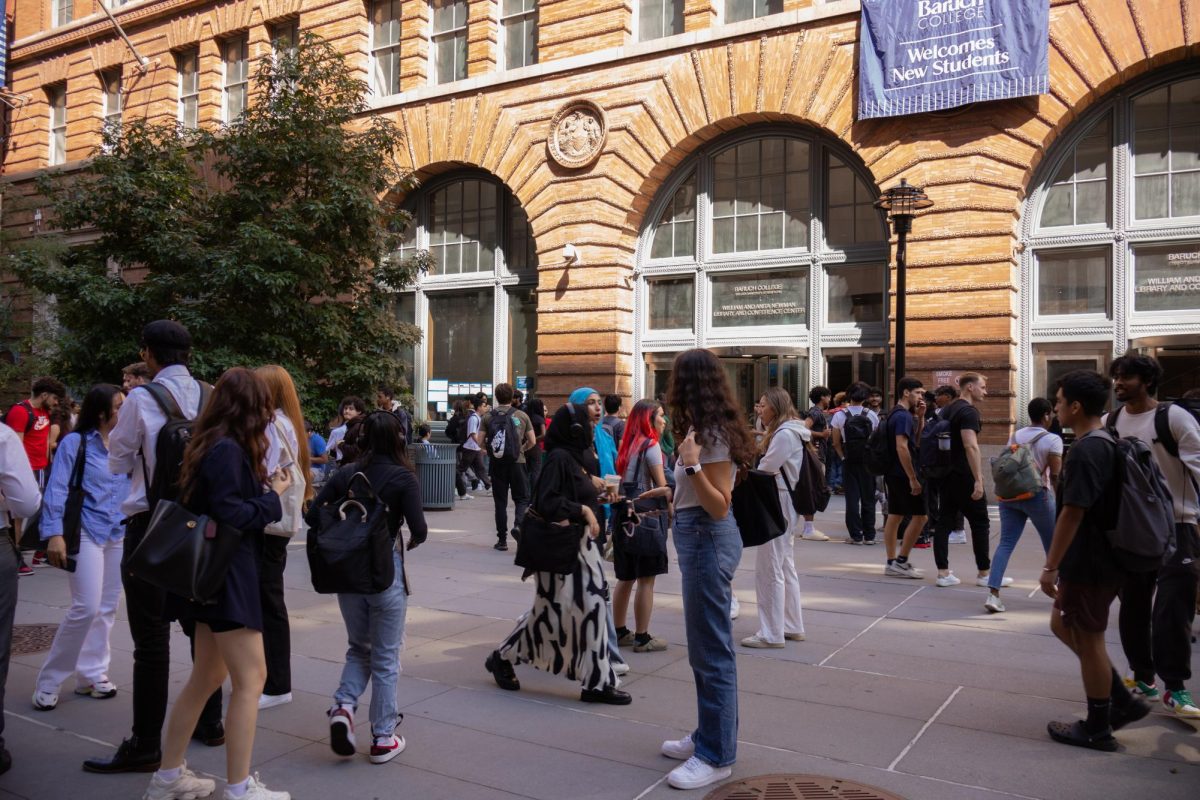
[842,409,874,465]
[865,410,893,476]
[991,431,1049,502]
[1,400,36,434]
[1096,426,1176,571]
[487,406,521,464]
[919,415,954,480]
[139,381,212,507]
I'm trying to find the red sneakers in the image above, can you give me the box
[369,734,406,765]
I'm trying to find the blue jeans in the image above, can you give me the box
[334,550,408,738]
[673,507,742,768]
[991,490,1055,591]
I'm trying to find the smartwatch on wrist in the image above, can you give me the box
[684,463,703,477]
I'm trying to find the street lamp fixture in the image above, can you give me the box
[875,178,933,391]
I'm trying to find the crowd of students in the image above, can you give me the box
[0,331,1197,797]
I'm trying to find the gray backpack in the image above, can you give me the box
[1094,429,1177,571]
[990,431,1049,501]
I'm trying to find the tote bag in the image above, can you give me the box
[731,469,787,547]
[266,420,306,537]
[126,500,244,605]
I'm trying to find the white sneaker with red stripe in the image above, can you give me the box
[369,734,406,765]
[328,705,355,757]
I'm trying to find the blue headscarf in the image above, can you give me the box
[569,387,617,478]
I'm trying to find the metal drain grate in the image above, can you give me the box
[11,624,58,656]
[705,774,906,800]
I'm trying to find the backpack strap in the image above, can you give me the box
[1153,403,1179,459]
[139,382,185,421]
[20,400,35,434]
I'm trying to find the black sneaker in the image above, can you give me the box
[494,540,509,551]
[580,686,633,705]
[192,720,225,747]
[485,651,520,691]
[82,737,162,773]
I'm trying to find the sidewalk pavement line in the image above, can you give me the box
[817,586,925,667]
[631,774,669,799]
[886,684,962,772]
[4,709,117,748]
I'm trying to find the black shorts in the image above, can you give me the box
[885,475,927,517]
[1055,579,1121,633]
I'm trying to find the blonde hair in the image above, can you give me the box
[958,372,984,389]
[759,386,799,453]
[255,365,314,501]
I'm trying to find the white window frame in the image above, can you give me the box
[499,0,538,71]
[222,35,250,123]
[47,86,67,166]
[52,0,73,28]
[722,0,783,25]
[430,0,469,86]
[637,0,684,43]
[177,48,200,129]
[370,0,402,98]
[101,69,122,129]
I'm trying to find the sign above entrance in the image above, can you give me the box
[857,0,1049,120]
[1135,245,1200,313]
[710,270,807,328]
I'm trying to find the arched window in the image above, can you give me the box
[635,127,887,411]
[394,173,537,420]
[1021,69,1200,406]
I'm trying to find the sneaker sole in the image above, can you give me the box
[31,695,57,711]
[330,720,356,757]
[258,695,293,710]
[369,737,407,764]
[668,767,733,790]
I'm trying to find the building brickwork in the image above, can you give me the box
[3,0,1199,441]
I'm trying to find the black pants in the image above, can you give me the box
[842,462,876,541]
[491,460,530,542]
[932,473,990,572]
[259,535,291,696]
[458,448,490,492]
[123,513,222,746]
[1118,523,1200,690]
[0,533,18,753]
[525,447,543,493]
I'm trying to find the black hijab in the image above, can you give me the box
[544,403,599,474]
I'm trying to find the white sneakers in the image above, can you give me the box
[729,595,740,620]
[948,530,968,544]
[369,734,406,765]
[740,634,784,649]
[225,774,289,800]
[935,573,962,587]
[329,705,356,757]
[143,763,216,800]
[258,692,292,710]
[76,679,118,699]
[612,661,631,676]
[31,690,58,711]
[885,561,924,579]
[975,576,1014,588]
[801,529,831,541]
[661,735,731,790]
[984,594,1006,613]
[668,757,732,790]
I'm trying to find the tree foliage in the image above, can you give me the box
[8,34,422,422]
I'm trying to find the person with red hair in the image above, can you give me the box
[612,400,674,653]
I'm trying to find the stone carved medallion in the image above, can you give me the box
[548,100,607,169]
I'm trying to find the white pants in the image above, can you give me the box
[35,535,124,692]
[754,514,804,643]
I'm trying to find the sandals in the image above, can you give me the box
[1047,720,1117,752]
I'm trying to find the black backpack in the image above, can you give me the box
[140,381,212,508]
[865,410,894,476]
[780,430,831,515]
[2,400,36,435]
[919,415,954,479]
[487,408,521,464]
[307,471,397,594]
[445,413,463,444]
[841,409,874,464]
[1092,429,1177,572]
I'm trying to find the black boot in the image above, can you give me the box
[580,686,632,706]
[485,651,520,691]
[82,736,162,773]
[192,720,226,747]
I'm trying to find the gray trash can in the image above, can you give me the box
[410,443,458,510]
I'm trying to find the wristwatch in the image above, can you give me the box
[684,463,703,477]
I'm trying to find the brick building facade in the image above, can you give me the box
[2,0,1199,442]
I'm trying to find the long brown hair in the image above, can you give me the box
[256,365,314,501]
[180,367,274,500]
[759,386,800,454]
[666,348,756,469]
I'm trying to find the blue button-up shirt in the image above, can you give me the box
[41,430,130,544]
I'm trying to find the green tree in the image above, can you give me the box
[7,34,425,422]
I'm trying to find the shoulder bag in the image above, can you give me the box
[20,434,89,554]
[615,444,669,558]
[731,467,787,548]
[266,420,306,537]
[126,498,245,605]
[514,459,585,575]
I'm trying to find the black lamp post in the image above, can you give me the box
[875,179,934,389]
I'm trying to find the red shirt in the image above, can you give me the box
[5,403,51,470]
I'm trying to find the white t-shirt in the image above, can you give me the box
[674,430,738,511]
[1104,404,1200,524]
[830,406,880,432]
[1009,426,1063,489]
[622,442,664,485]
[464,412,482,451]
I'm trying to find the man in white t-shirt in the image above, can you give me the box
[984,397,1063,613]
[458,396,491,494]
[831,382,880,544]
[1106,353,1200,721]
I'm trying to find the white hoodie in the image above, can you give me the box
[758,419,810,519]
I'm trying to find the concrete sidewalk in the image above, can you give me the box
[2,494,1197,800]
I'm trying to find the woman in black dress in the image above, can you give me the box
[145,367,293,800]
[485,401,631,705]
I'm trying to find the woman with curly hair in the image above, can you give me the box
[657,348,755,791]
[147,367,293,800]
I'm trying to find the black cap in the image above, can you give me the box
[140,320,192,351]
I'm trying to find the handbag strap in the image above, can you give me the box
[273,419,297,469]
[69,433,88,491]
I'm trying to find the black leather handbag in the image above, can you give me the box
[616,445,669,558]
[731,468,787,547]
[126,499,245,604]
[20,435,88,555]
[514,508,582,575]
